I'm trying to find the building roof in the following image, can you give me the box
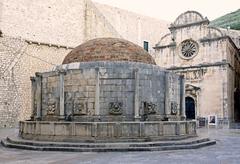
[210,9,240,30]
[62,38,156,65]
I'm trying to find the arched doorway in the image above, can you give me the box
[185,97,195,119]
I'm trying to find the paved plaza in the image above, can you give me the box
[0,128,239,164]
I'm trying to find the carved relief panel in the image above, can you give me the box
[109,102,123,115]
[171,102,178,115]
[175,68,207,82]
[143,102,157,115]
[47,99,57,115]
[73,99,87,115]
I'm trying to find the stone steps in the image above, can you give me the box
[1,137,216,152]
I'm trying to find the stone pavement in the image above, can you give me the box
[0,128,240,164]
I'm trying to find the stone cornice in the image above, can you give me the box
[153,42,176,49]
[169,19,209,31]
[166,61,233,71]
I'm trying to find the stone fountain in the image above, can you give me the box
[1,38,215,151]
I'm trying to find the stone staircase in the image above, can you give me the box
[1,136,216,152]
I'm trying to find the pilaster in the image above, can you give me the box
[30,77,36,120]
[134,68,140,121]
[95,67,100,116]
[35,73,42,120]
[59,70,66,120]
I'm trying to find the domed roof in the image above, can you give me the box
[62,38,156,65]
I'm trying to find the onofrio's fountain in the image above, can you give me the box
[1,38,215,151]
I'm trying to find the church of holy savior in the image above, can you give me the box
[0,0,240,128]
[154,11,240,127]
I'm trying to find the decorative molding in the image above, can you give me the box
[153,42,176,49]
[167,61,232,71]
[169,19,209,30]
[175,68,207,82]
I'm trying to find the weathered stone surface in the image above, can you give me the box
[154,11,240,125]
[0,0,169,128]
[38,61,183,122]
[18,120,197,142]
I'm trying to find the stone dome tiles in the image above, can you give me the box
[62,38,156,65]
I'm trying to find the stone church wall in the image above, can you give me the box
[197,67,227,119]
[153,11,240,125]
[154,37,237,123]
[154,26,227,67]
[226,40,240,122]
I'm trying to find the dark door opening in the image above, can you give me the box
[234,89,240,122]
[185,97,195,119]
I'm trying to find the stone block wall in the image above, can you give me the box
[0,0,86,47]
[33,62,184,122]
[93,2,169,53]
[0,36,71,127]
[19,120,197,142]
[0,0,169,49]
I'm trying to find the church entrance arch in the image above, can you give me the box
[185,96,195,120]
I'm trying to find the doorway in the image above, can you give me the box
[185,97,195,119]
[234,89,240,122]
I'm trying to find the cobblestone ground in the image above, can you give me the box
[0,128,240,164]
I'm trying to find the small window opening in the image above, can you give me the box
[143,41,149,52]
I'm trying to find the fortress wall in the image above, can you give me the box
[94,2,169,53]
[0,36,71,127]
[0,0,169,127]
[0,0,86,47]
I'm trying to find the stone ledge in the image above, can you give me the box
[19,121,197,142]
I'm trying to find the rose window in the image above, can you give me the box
[180,40,198,59]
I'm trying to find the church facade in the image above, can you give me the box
[154,11,240,127]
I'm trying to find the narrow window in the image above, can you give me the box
[143,41,149,52]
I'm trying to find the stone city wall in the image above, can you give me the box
[0,0,169,127]
[0,0,169,49]
[93,2,169,53]
[0,36,71,127]
[0,0,86,47]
